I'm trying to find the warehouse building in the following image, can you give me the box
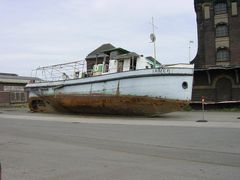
[0,73,36,105]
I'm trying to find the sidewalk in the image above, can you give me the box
[0,109,240,128]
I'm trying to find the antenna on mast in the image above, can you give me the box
[150,17,157,68]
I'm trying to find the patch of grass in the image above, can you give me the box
[183,105,193,112]
[216,107,240,112]
[184,106,240,112]
[0,103,28,109]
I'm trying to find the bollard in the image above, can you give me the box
[196,96,208,122]
[202,96,205,121]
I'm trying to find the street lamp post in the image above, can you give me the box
[188,40,194,63]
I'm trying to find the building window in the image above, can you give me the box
[216,24,228,37]
[204,6,210,19]
[214,3,227,15]
[216,48,230,61]
[231,2,238,16]
[10,92,27,103]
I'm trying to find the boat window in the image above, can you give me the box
[182,82,188,89]
[104,63,109,72]
[130,57,137,70]
[117,60,124,72]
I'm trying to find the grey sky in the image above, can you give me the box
[0,0,197,76]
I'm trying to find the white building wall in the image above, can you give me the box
[107,56,152,74]
[123,59,130,71]
[136,57,151,70]
[108,60,118,73]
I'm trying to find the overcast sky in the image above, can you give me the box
[0,0,198,76]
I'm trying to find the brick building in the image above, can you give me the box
[192,0,240,102]
[0,73,36,105]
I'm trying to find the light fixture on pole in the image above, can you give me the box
[188,40,194,63]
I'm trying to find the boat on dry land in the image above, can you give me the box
[26,54,194,116]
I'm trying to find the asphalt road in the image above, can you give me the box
[0,109,240,180]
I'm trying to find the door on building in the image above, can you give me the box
[117,60,124,72]
[216,77,232,102]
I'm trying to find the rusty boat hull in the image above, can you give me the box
[28,94,189,116]
[26,65,194,116]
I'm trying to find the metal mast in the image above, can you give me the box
[150,17,157,68]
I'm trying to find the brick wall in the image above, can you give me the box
[229,4,240,65]
[232,88,240,100]
[193,1,240,68]
[192,1,240,102]
[192,68,240,102]
[192,88,216,102]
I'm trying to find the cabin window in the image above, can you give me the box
[216,48,230,61]
[214,3,227,15]
[130,57,137,70]
[117,60,124,72]
[216,24,228,37]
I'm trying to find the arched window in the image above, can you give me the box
[216,48,230,61]
[216,24,228,37]
[214,3,227,14]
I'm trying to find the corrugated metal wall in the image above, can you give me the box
[0,91,10,104]
[0,84,27,104]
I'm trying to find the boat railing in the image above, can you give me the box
[31,60,86,82]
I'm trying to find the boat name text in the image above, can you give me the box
[153,68,171,74]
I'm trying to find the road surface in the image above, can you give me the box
[0,108,240,180]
